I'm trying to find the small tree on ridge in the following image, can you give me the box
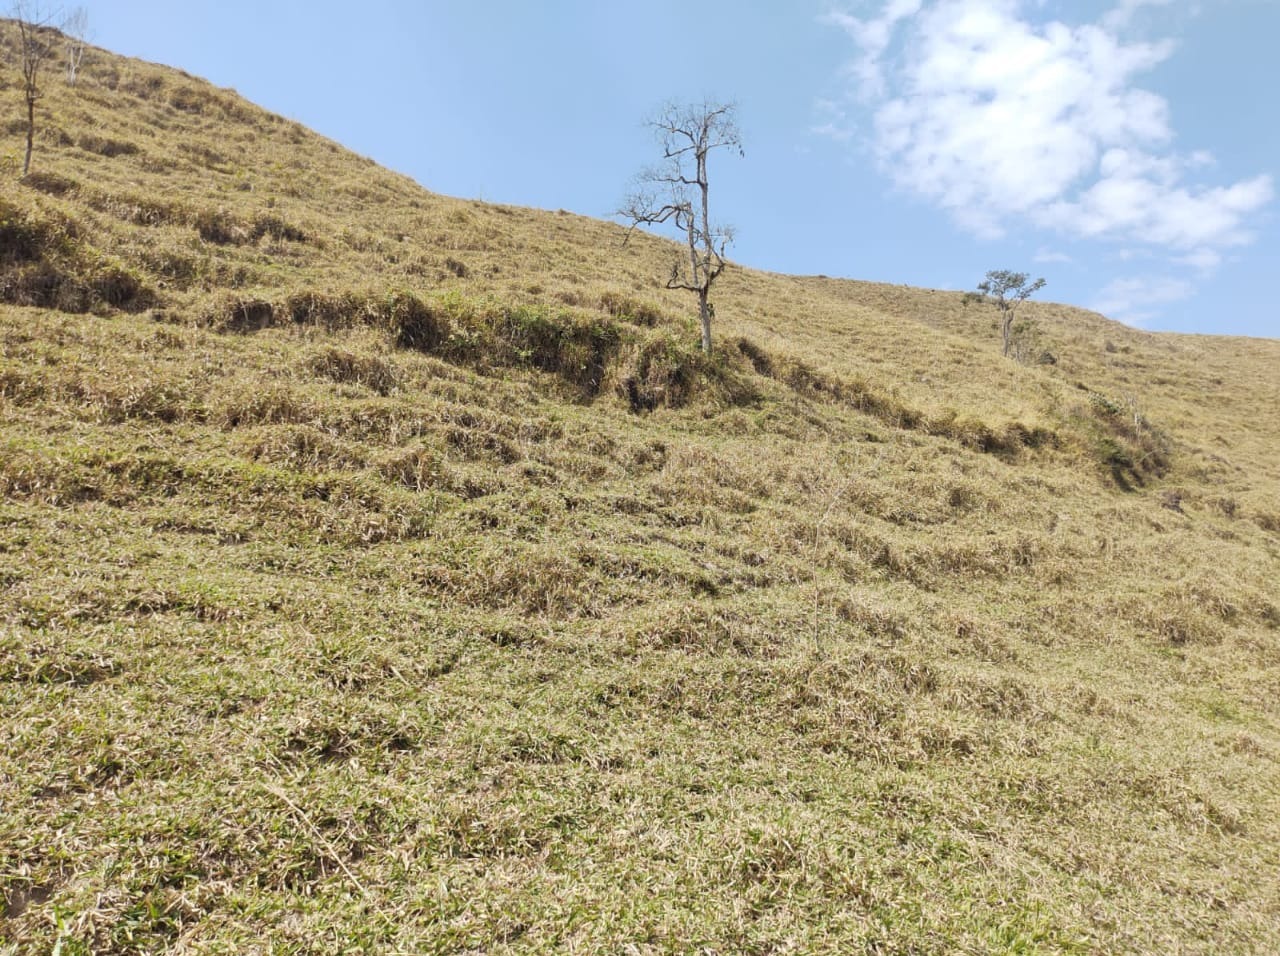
[967,270,1046,358]
[64,5,88,85]
[12,1,62,176]
[619,100,742,355]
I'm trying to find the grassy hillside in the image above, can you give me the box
[2,22,1279,954]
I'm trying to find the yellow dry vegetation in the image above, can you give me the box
[2,21,1278,955]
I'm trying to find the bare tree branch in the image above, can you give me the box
[64,5,88,85]
[11,0,66,176]
[615,100,743,355]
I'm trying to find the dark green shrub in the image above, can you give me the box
[203,296,275,333]
[77,134,139,158]
[385,292,450,353]
[306,347,399,396]
[1082,390,1173,486]
[194,209,243,244]
[495,305,622,395]
[734,337,774,376]
[139,249,202,286]
[620,333,707,412]
[251,213,307,244]
[21,171,78,196]
[599,291,664,327]
[282,290,363,328]
[0,199,62,263]
[90,262,156,311]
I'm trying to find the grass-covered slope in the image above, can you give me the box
[2,22,1279,954]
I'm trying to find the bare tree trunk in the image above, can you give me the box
[686,221,699,309]
[683,204,710,354]
[23,98,35,177]
[1001,311,1012,357]
[698,148,712,355]
[699,289,712,354]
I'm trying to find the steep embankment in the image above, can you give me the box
[2,22,1279,954]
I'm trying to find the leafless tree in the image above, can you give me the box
[64,5,88,85]
[11,1,63,176]
[619,101,743,355]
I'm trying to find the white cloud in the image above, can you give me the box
[1039,150,1273,249]
[824,0,924,99]
[1034,248,1072,264]
[1105,0,1172,30]
[1092,274,1195,325]
[810,97,855,142]
[1173,248,1222,272]
[823,0,1273,321]
[1102,0,1175,31]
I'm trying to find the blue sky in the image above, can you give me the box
[81,1,1278,337]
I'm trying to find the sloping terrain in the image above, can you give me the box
[2,22,1279,954]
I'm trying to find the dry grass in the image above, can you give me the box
[2,20,1279,954]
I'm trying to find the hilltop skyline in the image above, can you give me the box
[75,0,1279,337]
